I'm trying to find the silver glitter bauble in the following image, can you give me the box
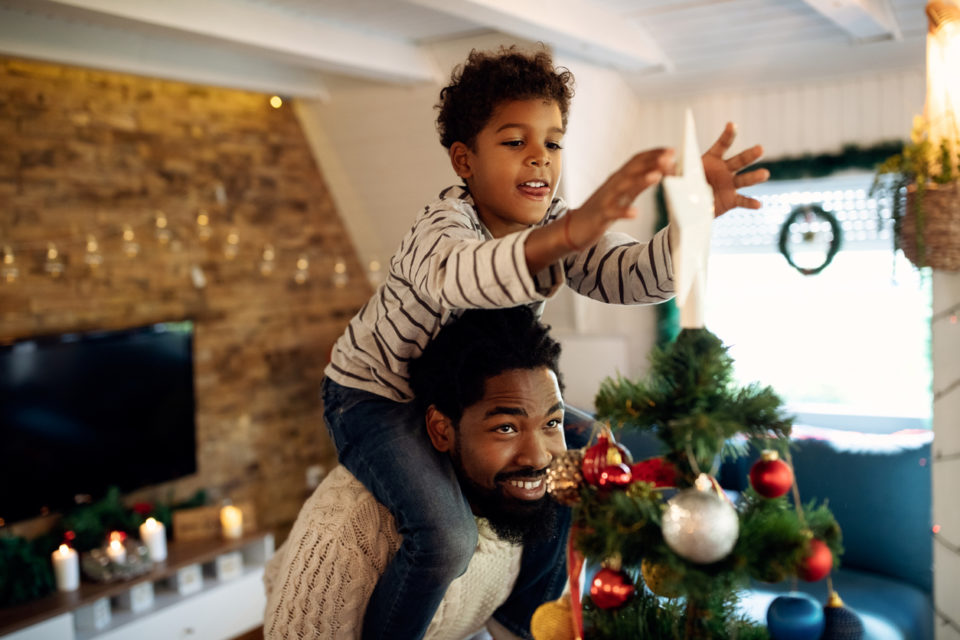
[661,476,739,564]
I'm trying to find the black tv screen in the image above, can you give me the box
[0,321,197,523]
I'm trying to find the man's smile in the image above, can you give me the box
[497,470,548,500]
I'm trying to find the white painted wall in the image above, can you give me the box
[933,271,960,640]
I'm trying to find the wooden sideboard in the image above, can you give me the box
[0,531,273,640]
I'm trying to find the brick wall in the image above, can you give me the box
[0,57,369,531]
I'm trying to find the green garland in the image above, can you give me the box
[777,204,843,276]
[0,487,207,607]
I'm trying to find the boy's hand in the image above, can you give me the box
[564,148,676,250]
[703,122,769,216]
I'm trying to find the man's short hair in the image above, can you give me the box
[409,306,563,424]
[435,46,575,150]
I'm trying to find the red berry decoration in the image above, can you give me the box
[598,463,633,488]
[590,567,635,609]
[630,456,679,488]
[749,450,794,498]
[799,538,833,582]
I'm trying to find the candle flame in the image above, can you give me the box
[58,544,70,555]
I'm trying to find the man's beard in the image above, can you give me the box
[451,440,561,545]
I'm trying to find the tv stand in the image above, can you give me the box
[0,532,273,640]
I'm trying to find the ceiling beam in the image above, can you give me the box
[801,0,902,41]
[0,4,331,98]
[0,0,441,84]
[408,0,672,73]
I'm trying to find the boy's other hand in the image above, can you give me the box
[565,148,676,250]
[703,122,769,216]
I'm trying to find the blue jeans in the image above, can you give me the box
[322,377,593,640]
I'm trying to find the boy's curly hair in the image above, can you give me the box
[436,46,575,150]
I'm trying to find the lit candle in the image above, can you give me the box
[51,544,80,592]
[219,505,243,540]
[139,517,167,562]
[106,532,126,564]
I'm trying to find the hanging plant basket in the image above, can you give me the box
[901,182,960,271]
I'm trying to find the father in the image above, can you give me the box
[263,306,577,639]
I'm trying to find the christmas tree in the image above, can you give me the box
[533,112,859,639]
[537,327,843,639]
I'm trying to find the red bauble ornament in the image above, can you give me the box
[598,463,633,488]
[581,436,633,486]
[590,567,635,609]
[799,538,833,582]
[749,450,794,498]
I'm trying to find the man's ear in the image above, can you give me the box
[449,142,472,180]
[425,405,455,453]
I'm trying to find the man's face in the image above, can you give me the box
[451,99,564,238]
[437,366,567,544]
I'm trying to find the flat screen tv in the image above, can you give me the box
[0,320,197,523]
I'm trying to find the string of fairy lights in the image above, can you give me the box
[0,201,384,289]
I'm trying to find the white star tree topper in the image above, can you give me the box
[662,109,715,329]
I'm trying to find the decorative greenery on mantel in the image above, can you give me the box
[0,488,207,608]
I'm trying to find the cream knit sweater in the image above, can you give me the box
[263,466,524,640]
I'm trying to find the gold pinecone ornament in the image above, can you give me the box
[546,449,585,506]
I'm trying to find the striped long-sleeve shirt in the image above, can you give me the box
[325,185,675,401]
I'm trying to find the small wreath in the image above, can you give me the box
[778,204,843,276]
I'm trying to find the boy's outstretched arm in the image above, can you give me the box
[524,148,676,275]
[704,122,769,216]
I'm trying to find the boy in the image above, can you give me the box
[323,46,769,639]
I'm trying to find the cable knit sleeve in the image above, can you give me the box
[263,467,401,640]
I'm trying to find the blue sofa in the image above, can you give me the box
[616,424,934,639]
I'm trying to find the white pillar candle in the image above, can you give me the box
[51,544,80,592]
[219,505,243,540]
[139,517,167,562]
[106,532,126,564]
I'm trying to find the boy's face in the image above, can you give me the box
[450,99,564,238]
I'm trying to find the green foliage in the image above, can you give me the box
[755,141,904,181]
[0,534,56,606]
[60,487,143,551]
[583,585,770,640]
[872,117,960,266]
[595,329,792,484]
[1,487,209,608]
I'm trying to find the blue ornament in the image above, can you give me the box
[766,593,825,640]
[821,591,864,640]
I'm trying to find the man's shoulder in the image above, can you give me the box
[300,466,400,546]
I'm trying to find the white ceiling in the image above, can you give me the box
[0,0,931,99]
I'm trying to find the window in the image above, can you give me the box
[705,173,932,433]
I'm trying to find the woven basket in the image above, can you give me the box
[902,182,960,271]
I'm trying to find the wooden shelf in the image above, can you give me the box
[0,531,270,637]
